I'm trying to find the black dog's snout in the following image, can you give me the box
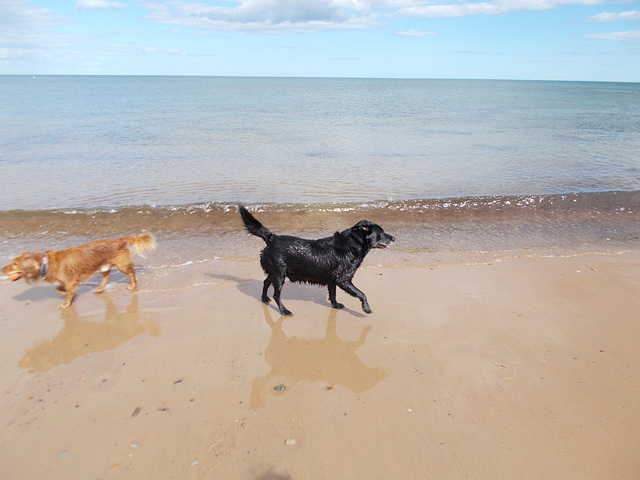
[381,233,395,244]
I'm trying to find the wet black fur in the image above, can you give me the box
[239,205,395,316]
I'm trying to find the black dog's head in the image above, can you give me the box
[349,220,395,250]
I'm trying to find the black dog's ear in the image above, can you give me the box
[354,220,371,233]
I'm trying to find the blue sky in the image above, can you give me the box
[1,0,639,81]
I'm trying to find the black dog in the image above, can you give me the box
[239,205,395,316]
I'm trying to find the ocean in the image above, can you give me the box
[1,76,639,267]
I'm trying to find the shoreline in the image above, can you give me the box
[1,199,639,272]
[1,249,639,479]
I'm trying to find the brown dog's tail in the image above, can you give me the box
[123,232,157,256]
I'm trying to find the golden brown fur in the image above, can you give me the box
[2,233,156,309]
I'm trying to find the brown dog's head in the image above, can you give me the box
[2,253,44,283]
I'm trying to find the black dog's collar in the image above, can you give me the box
[40,253,48,278]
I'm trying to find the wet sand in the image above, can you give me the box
[1,250,640,479]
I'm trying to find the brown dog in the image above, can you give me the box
[2,233,156,309]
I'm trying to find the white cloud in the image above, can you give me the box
[395,29,439,36]
[0,0,67,28]
[0,0,76,63]
[395,0,604,19]
[134,0,622,33]
[583,30,640,42]
[0,0,176,68]
[140,0,384,33]
[77,0,127,11]
[586,11,640,23]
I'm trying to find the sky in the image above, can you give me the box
[1,0,639,81]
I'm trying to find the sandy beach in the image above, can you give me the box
[1,245,639,480]
[3,75,639,480]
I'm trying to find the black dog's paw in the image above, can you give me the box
[262,296,270,304]
[332,302,345,310]
[363,305,372,314]
[280,308,293,317]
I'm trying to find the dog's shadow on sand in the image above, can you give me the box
[11,271,142,305]
[207,273,367,318]
[13,284,83,303]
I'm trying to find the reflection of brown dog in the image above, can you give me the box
[20,294,160,373]
[2,233,156,309]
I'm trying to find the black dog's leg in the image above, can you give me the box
[272,275,293,317]
[328,282,345,310]
[261,277,272,303]
[337,280,372,314]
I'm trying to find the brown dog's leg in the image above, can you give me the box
[59,282,78,309]
[95,269,111,293]
[125,270,138,290]
[113,250,138,290]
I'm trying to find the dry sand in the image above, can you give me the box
[1,250,639,479]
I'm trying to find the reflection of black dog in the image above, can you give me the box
[239,205,395,316]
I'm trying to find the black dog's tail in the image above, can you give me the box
[238,205,274,244]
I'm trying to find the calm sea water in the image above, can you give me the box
[1,76,639,261]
